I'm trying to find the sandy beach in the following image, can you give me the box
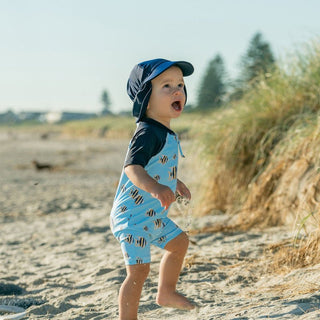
[1,131,320,319]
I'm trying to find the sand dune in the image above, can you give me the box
[1,131,320,319]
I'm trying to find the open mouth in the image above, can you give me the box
[171,101,182,112]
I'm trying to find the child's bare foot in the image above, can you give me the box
[156,291,195,310]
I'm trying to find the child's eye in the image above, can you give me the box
[178,83,184,88]
[163,84,170,88]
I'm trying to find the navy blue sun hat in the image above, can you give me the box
[127,58,194,122]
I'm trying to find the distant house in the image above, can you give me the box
[41,111,62,123]
[42,111,97,124]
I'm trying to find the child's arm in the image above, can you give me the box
[176,179,191,200]
[125,165,176,210]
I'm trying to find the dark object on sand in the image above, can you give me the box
[0,283,23,296]
[32,160,53,171]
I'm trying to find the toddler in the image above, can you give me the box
[110,58,195,320]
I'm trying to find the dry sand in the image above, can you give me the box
[1,130,320,319]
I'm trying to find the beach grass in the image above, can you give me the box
[193,40,320,268]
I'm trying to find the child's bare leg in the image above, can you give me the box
[156,232,195,310]
[119,263,150,320]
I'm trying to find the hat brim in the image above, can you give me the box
[143,60,194,84]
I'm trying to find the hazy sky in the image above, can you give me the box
[1,0,319,114]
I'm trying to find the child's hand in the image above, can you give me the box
[176,179,191,200]
[124,165,176,210]
[150,184,176,210]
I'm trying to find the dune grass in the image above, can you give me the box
[195,42,320,221]
[193,40,320,268]
[187,41,320,271]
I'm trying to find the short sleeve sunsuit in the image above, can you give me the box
[110,118,184,265]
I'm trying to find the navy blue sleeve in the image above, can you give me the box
[124,124,166,168]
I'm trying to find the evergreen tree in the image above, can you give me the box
[197,54,227,110]
[240,32,275,83]
[101,90,112,115]
[230,32,275,101]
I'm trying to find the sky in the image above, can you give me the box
[1,0,320,114]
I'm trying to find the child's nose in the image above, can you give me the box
[173,86,184,95]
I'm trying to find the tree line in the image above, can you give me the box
[196,32,275,110]
[100,31,275,114]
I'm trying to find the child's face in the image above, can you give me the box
[146,66,185,128]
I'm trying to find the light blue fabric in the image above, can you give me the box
[110,132,183,265]
[118,218,182,265]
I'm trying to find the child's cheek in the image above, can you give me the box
[161,87,171,94]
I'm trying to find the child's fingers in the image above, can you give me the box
[184,188,191,200]
[178,187,191,200]
[160,192,176,210]
[152,184,176,210]
[176,180,191,200]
